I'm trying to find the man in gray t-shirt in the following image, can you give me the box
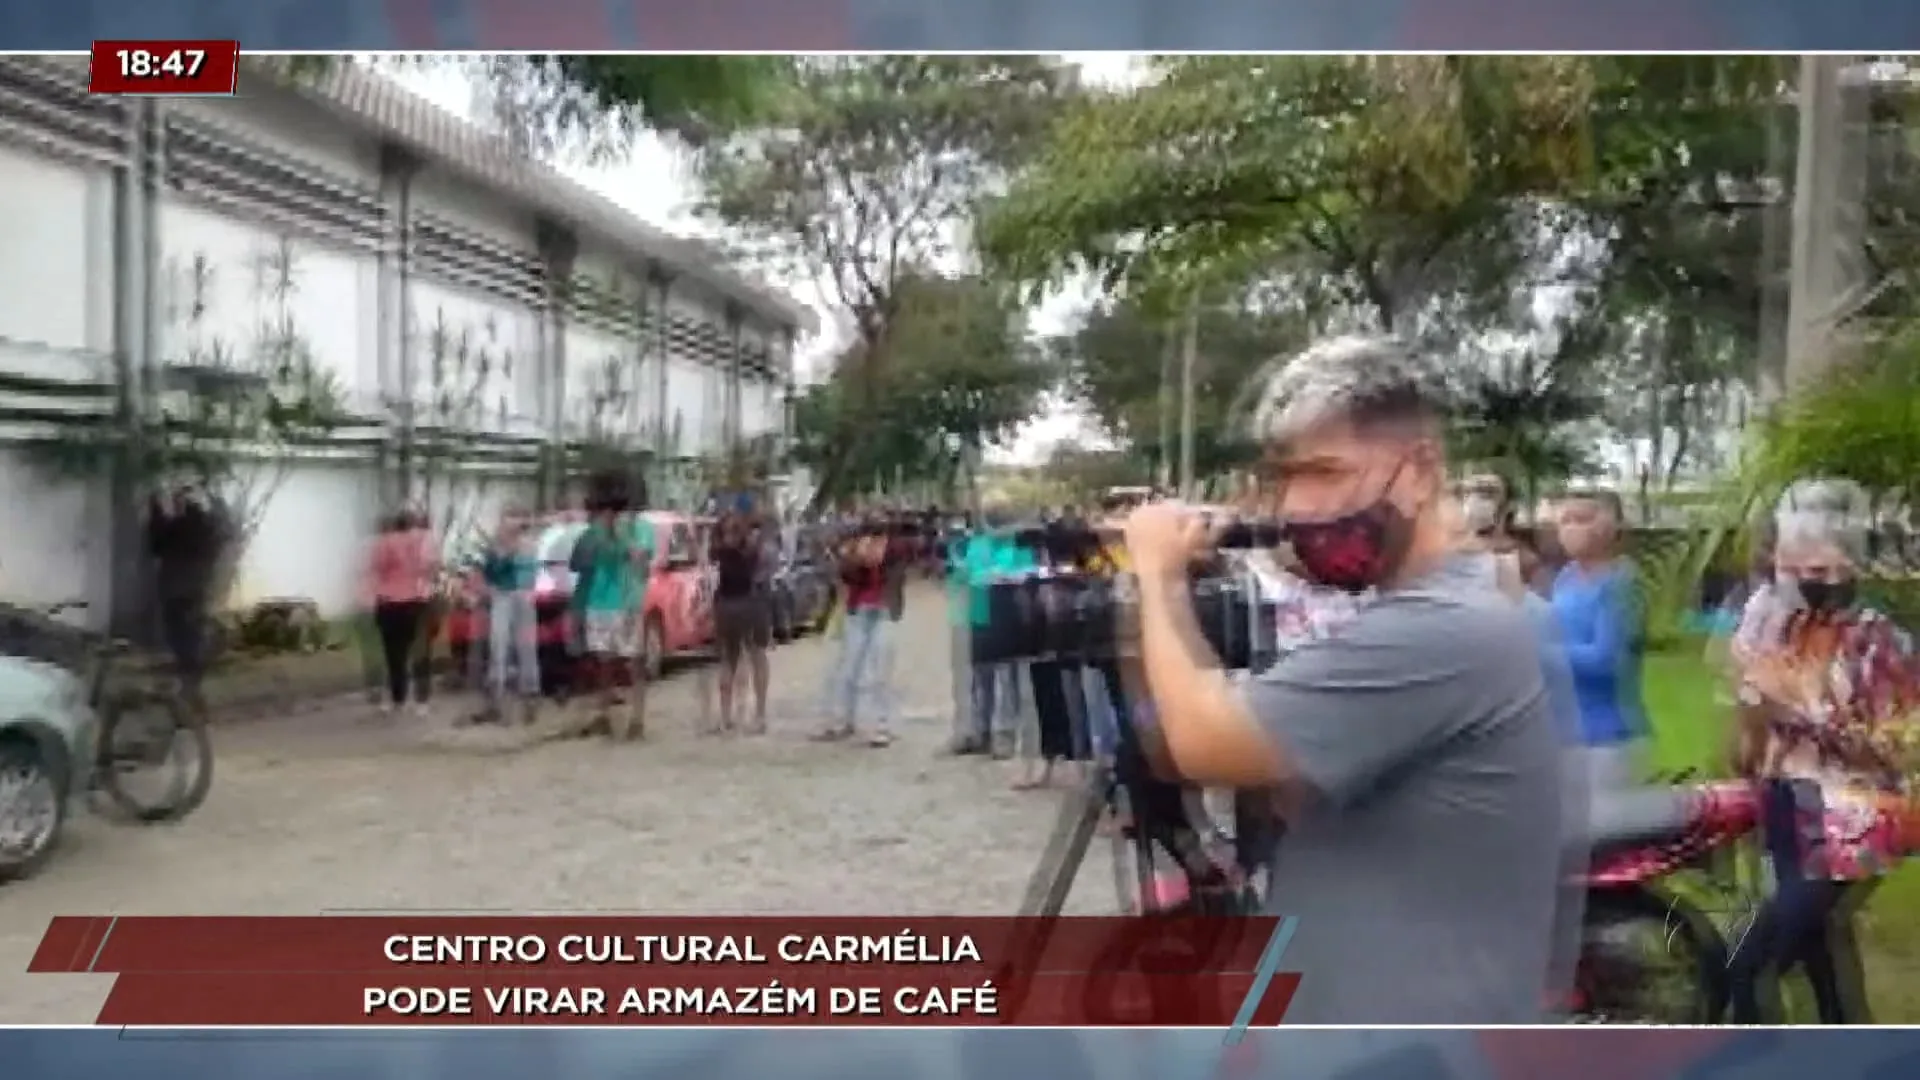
[1245,554,1562,1023]
[1120,336,1566,1024]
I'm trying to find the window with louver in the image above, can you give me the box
[163,115,385,252]
[0,58,127,170]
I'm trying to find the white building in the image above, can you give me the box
[0,57,814,628]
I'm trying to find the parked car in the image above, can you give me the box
[768,529,833,640]
[445,512,717,691]
[0,654,96,883]
[443,526,577,697]
[632,512,719,680]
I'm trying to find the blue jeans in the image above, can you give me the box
[1727,779,1859,1024]
[969,661,1025,744]
[488,592,540,698]
[1076,663,1120,758]
[828,607,895,732]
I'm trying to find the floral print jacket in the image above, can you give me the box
[1736,590,1920,878]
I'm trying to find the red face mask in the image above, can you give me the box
[1282,466,1415,593]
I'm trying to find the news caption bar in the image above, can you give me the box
[30,915,1299,1026]
[89,40,241,96]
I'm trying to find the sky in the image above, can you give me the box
[386,55,1145,465]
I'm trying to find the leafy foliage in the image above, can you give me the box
[466,55,799,156]
[1046,294,1311,478]
[979,57,1597,326]
[975,56,1819,500]
[690,56,1077,505]
[790,273,1052,501]
[1760,328,1920,506]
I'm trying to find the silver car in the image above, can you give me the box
[0,655,97,883]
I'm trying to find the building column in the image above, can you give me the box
[724,303,745,454]
[779,326,797,471]
[648,269,675,491]
[107,99,163,638]
[376,143,419,502]
[536,221,578,504]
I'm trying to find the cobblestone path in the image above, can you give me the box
[0,586,1121,1022]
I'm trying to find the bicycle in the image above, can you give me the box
[9,599,214,824]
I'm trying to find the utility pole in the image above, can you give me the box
[1155,323,1176,492]
[1178,293,1199,500]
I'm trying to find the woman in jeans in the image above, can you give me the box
[363,508,439,717]
[480,504,541,723]
[1727,478,1918,1024]
[816,520,895,747]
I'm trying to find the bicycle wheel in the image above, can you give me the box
[1573,886,1726,1024]
[95,686,213,823]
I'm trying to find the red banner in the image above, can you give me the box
[32,916,1298,1027]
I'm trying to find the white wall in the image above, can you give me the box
[0,448,111,620]
[157,199,379,408]
[0,147,113,382]
[230,458,382,612]
[0,84,796,622]
[408,278,541,434]
[0,146,117,626]
[564,321,642,437]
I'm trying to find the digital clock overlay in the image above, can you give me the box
[88,40,240,95]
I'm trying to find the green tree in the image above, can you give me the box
[794,273,1053,502]
[689,56,1078,507]
[1049,294,1311,480]
[978,56,1597,329]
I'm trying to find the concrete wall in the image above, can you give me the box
[0,62,799,624]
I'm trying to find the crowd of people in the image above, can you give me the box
[928,334,1918,1024]
[340,482,963,746]
[130,329,1918,1026]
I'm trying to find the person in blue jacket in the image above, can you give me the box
[1548,489,1647,787]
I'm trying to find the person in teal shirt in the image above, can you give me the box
[572,493,653,739]
[481,505,542,719]
[947,520,1034,757]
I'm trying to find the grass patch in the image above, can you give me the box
[1641,647,1920,1021]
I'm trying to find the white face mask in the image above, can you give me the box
[1461,495,1501,534]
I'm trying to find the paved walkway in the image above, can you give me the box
[0,587,1120,1022]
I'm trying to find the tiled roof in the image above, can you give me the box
[277,59,815,337]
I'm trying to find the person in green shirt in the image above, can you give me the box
[572,488,652,739]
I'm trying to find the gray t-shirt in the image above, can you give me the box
[1244,554,1563,1024]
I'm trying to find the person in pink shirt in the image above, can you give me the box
[364,507,440,716]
